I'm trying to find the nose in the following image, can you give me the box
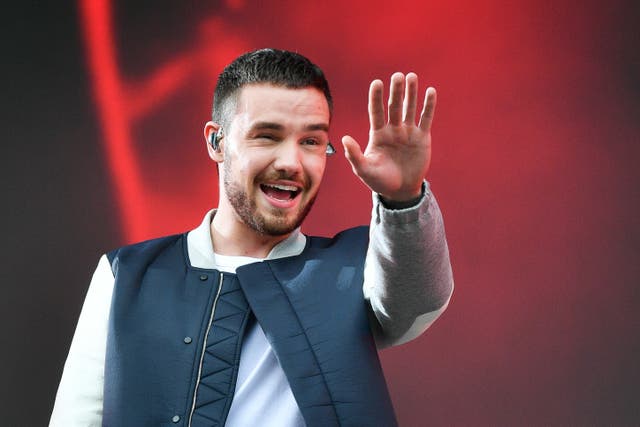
[272,139,303,177]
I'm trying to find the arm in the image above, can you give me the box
[342,73,453,348]
[364,181,453,348]
[49,255,112,426]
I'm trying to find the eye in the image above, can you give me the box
[257,134,276,140]
[301,138,320,146]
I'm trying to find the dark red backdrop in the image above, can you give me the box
[2,0,638,425]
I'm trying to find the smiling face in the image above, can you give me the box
[212,84,331,237]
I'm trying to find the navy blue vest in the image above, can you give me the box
[103,227,398,426]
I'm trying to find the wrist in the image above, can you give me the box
[379,182,426,210]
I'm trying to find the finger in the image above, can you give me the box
[368,80,385,131]
[388,72,405,126]
[403,72,418,125]
[418,87,437,132]
[341,135,367,176]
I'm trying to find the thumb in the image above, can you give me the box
[341,135,366,176]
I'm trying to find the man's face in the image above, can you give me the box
[220,84,331,236]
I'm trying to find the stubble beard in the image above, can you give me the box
[223,160,317,237]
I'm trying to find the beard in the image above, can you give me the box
[223,160,317,237]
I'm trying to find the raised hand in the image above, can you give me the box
[341,72,436,202]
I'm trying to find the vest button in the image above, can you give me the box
[183,336,192,344]
[172,415,180,423]
[199,274,208,281]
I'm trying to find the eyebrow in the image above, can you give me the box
[249,121,329,133]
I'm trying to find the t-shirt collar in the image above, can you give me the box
[186,209,307,269]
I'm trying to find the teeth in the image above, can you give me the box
[266,184,298,192]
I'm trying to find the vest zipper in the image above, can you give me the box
[187,272,224,427]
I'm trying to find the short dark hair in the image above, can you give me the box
[212,48,333,129]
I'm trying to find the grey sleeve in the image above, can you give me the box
[363,180,454,348]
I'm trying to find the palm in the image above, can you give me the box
[342,73,436,202]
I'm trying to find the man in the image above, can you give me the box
[51,48,453,426]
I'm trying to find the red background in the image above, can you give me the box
[2,0,638,425]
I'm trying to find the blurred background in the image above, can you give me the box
[2,0,638,425]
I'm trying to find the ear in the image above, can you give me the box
[204,121,224,163]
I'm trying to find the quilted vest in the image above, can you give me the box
[102,226,398,426]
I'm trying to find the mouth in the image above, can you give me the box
[260,183,302,202]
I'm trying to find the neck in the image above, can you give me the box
[210,206,291,258]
